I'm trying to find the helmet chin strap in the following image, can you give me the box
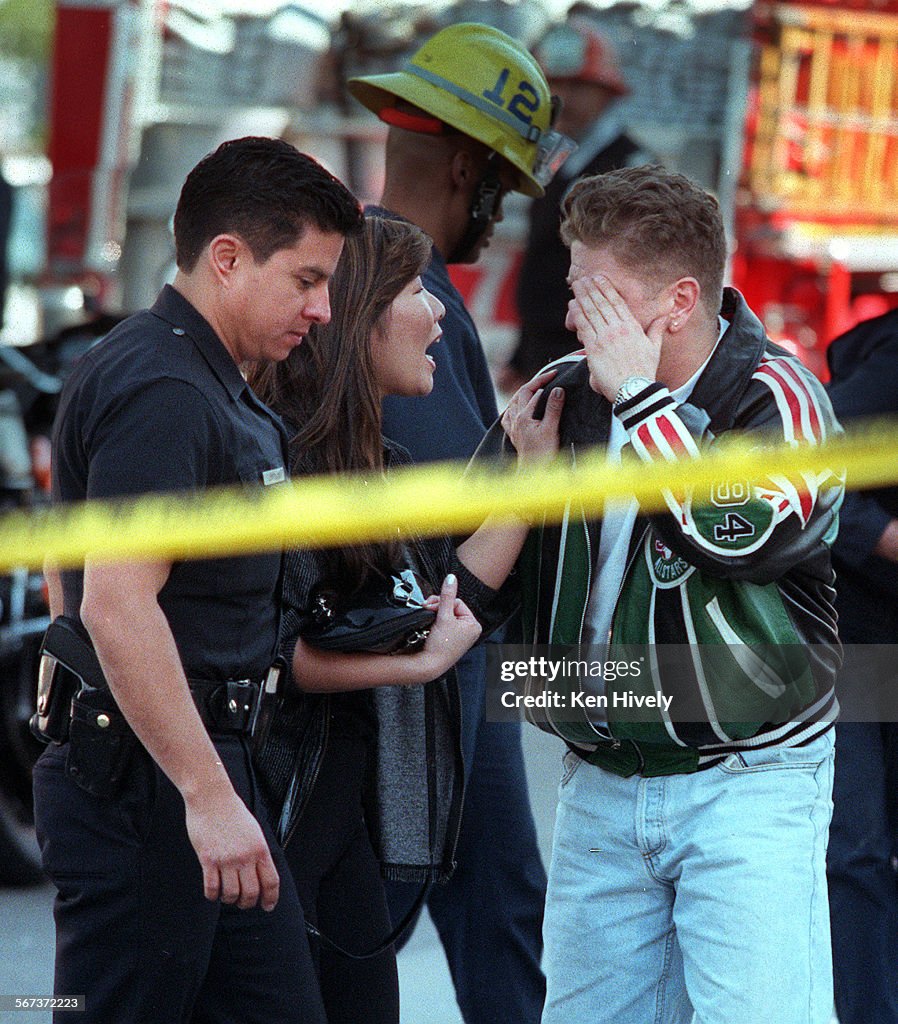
[447,155,504,264]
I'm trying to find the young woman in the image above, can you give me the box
[250,216,562,1024]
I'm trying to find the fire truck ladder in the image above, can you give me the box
[751,4,898,227]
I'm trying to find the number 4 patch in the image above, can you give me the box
[713,512,756,543]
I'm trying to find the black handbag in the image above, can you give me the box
[270,561,437,958]
[299,568,436,654]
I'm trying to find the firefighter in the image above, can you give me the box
[347,23,575,1024]
[498,18,652,394]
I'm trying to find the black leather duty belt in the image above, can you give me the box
[187,678,260,735]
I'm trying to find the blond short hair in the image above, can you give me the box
[561,165,727,312]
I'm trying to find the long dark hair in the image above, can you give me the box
[250,215,433,589]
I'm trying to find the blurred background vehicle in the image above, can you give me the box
[0,307,121,882]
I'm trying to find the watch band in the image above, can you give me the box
[613,375,655,410]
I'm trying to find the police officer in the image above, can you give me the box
[825,308,898,1024]
[347,25,574,1024]
[498,18,652,393]
[0,164,12,331]
[33,137,363,1024]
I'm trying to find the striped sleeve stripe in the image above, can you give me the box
[757,492,792,516]
[775,358,826,441]
[657,413,700,459]
[632,413,699,463]
[754,358,825,446]
[764,471,817,526]
[630,417,691,519]
[634,422,658,459]
[754,364,803,444]
[753,357,828,524]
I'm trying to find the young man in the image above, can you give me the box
[346,23,575,1024]
[496,165,843,1024]
[34,137,363,1023]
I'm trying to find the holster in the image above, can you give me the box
[187,662,283,745]
[31,616,107,745]
[30,617,138,798]
[33,615,281,799]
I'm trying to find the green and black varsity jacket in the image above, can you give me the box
[479,288,844,770]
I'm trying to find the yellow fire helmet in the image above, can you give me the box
[348,22,577,197]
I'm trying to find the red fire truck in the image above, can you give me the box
[734,0,898,379]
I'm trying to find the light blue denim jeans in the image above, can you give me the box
[542,731,835,1024]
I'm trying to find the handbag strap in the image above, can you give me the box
[304,881,430,961]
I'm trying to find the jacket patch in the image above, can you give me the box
[646,534,695,588]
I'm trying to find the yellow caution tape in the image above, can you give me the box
[1,421,895,572]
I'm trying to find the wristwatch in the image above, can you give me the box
[613,375,655,410]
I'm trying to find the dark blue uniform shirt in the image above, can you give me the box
[826,306,898,641]
[52,284,289,681]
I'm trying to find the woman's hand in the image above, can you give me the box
[418,574,482,678]
[291,577,479,692]
[500,370,565,467]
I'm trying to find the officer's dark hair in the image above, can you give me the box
[560,165,727,313]
[173,137,363,272]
